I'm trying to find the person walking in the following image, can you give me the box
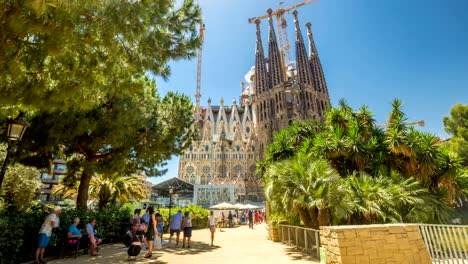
[34,206,61,264]
[182,211,195,248]
[207,211,216,246]
[144,206,157,258]
[228,211,233,228]
[169,210,183,246]
[248,210,254,229]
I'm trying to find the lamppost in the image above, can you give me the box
[168,186,174,222]
[0,112,29,189]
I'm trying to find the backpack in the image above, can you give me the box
[127,244,141,257]
[127,234,142,257]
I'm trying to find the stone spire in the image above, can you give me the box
[293,10,313,85]
[267,8,284,87]
[306,21,328,95]
[254,19,268,95]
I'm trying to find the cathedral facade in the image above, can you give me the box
[178,10,330,205]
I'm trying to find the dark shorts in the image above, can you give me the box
[183,227,192,238]
[170,229,181,236]
[38,233,50,248]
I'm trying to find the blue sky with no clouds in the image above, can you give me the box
[150,0,468,184]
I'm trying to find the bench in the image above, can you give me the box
[59,233,89,259]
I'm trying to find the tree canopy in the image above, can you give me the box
[18,79,195,210]
[0,0,201,111]
[262,99,468,227]
[443,103,468,167]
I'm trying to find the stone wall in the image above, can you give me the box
[319,224,431,264]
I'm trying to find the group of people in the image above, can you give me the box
[33,206,102,264]
[130,207,197,259]
[217,210,265,229]
[33,206,262,263]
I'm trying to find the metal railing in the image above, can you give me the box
[419,224,468,264]
[277,224,320,258]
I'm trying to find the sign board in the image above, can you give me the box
[320,247,327,264]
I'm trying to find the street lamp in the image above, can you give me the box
[0,112,29,189]
[168,186,174,222]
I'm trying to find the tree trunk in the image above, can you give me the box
[76,168,93,211]
[318,208,330,226]
[308,207,319,229]
[296,206,313,228]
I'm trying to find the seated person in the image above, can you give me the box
[67,217,83,245]
[86,219,102,256]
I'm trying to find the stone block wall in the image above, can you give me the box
[319,224,431,264]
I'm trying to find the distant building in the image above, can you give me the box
[36,159,67,204]
[178,10,330,205]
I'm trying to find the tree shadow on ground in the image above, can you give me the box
[283,247,319,262]
[49,244,170,264]
[163,241,220,256]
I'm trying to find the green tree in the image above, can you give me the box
[443,103,468,167]
[0,144,41,210]
[262,100,468,226]
[0,0,201,111]
[54,173,148,209]
[19,80,195,210]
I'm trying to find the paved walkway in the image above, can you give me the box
[50,224,319,264]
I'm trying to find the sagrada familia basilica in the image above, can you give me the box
[178,10,330,206]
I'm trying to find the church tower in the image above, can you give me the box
[253,10,330,157]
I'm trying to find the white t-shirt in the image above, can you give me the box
[39,213,57,236]
[208,215,216,226]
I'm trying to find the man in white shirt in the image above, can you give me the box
[207,210,217,246]
[34,206,61,264]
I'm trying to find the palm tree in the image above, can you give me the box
[54,173,148,209]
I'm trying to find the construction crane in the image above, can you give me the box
[376,120,425,128]
[248,0,317,77]
[195,0,205,110]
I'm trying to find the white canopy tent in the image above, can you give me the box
[243,203,259,209]
[209,202,236,210]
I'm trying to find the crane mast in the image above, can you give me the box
[195,22,205,109]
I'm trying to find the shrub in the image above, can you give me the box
[0,203,131,264]
[157,204,209,230]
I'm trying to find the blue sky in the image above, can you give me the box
[151,0,468,184]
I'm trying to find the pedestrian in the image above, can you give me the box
[182,211,195,248]
[248,210,253,229]
[144,206,157,258]
[34,206,61,264]
[142,209,150,224]
[207,211,216,246]
[132,209,141,234]
[169,210,183,246]
[138,217,147,249]
[221,212,225,228]
[155,212,165,241]
[86,219,102,256]
[228,211,233,228]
